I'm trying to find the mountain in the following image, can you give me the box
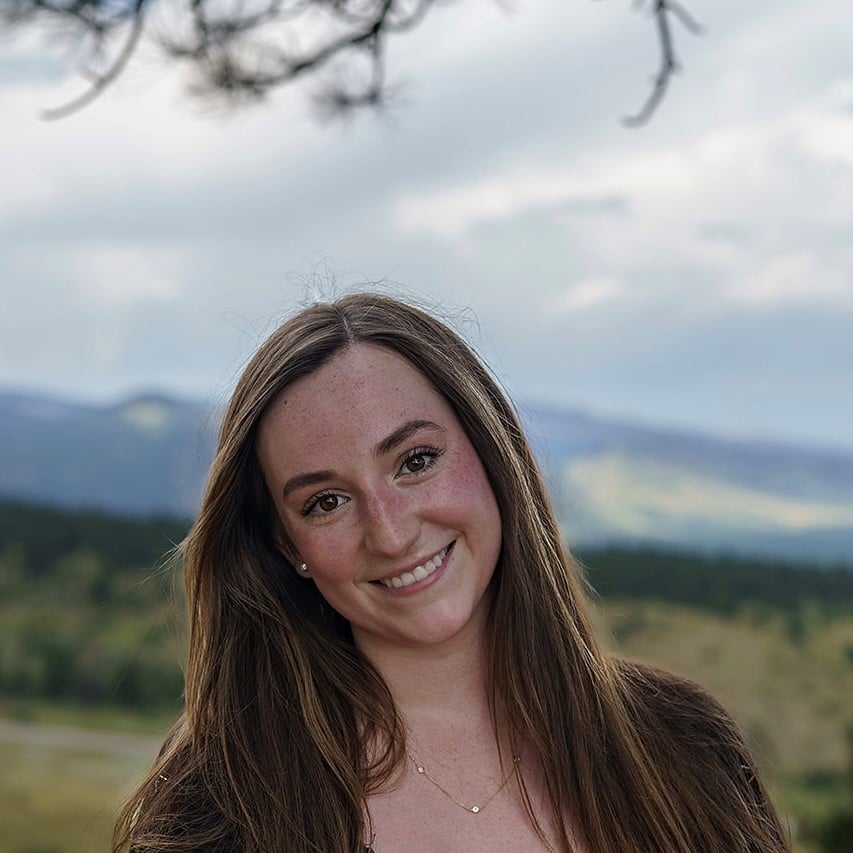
[0,390,218,517]
[523,404,853,565]
[1,389,852,565]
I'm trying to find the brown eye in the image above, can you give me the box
[318,494,340,512]
[401,447,441,475]
[300,492,348,517]
[406,453,426,472]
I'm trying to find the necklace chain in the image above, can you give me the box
[406,749,520,814]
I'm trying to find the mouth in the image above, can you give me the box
[374,542,454,590]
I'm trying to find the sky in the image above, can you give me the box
[1,0,852,451]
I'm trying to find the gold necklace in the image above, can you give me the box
[406,749,521,814]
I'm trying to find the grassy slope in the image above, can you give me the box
[597,600,853,775]
[1,731,162,853]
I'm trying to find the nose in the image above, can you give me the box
[361,484,419,559]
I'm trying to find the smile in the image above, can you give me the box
[378,544,451,589]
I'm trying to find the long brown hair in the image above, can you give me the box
[114,293,789,852]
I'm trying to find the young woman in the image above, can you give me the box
[114,293,789,852]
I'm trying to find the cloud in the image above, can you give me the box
[555,277,625,312]
[797,108,853,168]
[731,252,851,307]
[68,243,189,308]
[393,76,853,316]
[0,42,321,231]
[394,179,632,240]
[697,222,753,247]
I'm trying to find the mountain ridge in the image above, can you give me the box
[2,387,851,565]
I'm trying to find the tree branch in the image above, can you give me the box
[40,0,147,118]
[622,0,702,127]
[0,0,702,123]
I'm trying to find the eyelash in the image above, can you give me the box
[400,445,443,475]
[300,490,345,517]
[298,445,445,517]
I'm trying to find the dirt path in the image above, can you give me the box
[0,717,161,757]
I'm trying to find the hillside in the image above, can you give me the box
[3,388,853,563]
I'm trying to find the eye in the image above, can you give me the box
[399,446,443,476]
[300,491,348,517]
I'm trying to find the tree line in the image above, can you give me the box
[1,498,851,711]
[580,546,853,618]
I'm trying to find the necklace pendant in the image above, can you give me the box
[407,749,520,817]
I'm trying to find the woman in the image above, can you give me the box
[114,292,789,852]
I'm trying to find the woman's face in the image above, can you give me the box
[256,344,503,656]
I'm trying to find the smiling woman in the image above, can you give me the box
[256,345,502,654]
[113,293,790,853]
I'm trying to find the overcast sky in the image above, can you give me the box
[1,0,852,451]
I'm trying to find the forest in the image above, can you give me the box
[1,498,852,851]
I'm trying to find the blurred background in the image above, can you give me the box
[1,0,852,849]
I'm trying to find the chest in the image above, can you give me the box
[365,768,562,853]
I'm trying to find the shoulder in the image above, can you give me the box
[615,658,740,733]
[612,659,790,850]
[614,657,757,769]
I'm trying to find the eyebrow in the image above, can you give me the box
[373,419,444,458]
[281,419,445,499]
[282,469,337,499]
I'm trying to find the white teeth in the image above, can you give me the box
[380,546,448,588]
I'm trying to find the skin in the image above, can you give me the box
[256,343,503,660]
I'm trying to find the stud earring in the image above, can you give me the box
[299,563,309,574]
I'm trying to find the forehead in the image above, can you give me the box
[257,344,454,459]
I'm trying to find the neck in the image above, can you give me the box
[353,610,493,729]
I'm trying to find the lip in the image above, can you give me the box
[372,541,455,595]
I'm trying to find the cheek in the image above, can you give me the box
[304,553,357,591]
[440,451,502,534]
[285,520,359,582]
[455,449,500,509]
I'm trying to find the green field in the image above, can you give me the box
[0,720,161,853]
